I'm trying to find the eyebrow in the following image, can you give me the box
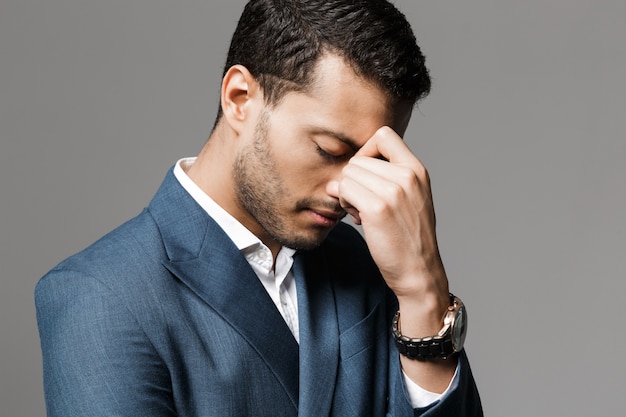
[307,127,362,152]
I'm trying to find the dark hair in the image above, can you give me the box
[215,0,431,123]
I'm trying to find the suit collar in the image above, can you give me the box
[148,169,300,407]
[173,158,264,252]
[148,169,345,412]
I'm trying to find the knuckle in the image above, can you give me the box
[368,199,389,217]
[414,162,428,178]
[398,167,418,187]
[386,182,404,201]
[376,182,405,210]
[407,163,430,188]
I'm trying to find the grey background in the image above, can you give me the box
[1,0,625,415]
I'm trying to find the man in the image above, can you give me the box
[36,0,482,415]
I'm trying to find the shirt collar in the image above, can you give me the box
[173,157,296,260]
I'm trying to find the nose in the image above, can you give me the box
[325,179,340,200]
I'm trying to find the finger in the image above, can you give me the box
[352,129,430,187]
[342,162,405,203]
[340,162,426,218]
[326,180,362,224]
[348,151,432,204]
[355,126,417,165]
[349,154,424,185]
[335,173,385,220]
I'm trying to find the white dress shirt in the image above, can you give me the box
[173,157,455,408]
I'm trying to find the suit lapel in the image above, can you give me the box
[294,251,340,417]
[149,170,300,408]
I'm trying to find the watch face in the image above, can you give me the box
[452,304,467,351]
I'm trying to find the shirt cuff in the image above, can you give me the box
[402,359,460,409]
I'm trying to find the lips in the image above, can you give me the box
[308,208,345,227]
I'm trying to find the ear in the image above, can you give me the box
[220,65,262,134]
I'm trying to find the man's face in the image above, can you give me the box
[232,54,411,251]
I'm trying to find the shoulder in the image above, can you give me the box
[51,209,161,274]
[36,209,169,306]
[35,208,178,346]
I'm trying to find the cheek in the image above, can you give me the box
[267,130,338,193]
[288,164,340,198]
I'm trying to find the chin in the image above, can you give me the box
[275,228,333,251]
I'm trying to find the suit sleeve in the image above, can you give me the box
[386,346,483,417]
[35,269,176,417]
[383,287,482,417]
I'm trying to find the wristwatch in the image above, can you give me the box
[391,293,467,360]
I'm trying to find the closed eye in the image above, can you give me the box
[315,145,349,162]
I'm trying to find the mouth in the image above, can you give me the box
[307,208,346,228]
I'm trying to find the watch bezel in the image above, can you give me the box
[451,302,467,352]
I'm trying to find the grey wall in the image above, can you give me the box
[1,1,625,415]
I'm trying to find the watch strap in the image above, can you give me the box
[391,310,455,359]
[391,293,461,360]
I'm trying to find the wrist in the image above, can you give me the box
[392,294,467,360]
[395,289,450,338]
[389,258,448,301]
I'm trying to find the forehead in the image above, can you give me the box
[272,54,412,146]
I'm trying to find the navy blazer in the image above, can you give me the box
[36,168,482,416]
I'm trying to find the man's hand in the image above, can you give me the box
[327,126,457,393]
[327,126,448,305]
